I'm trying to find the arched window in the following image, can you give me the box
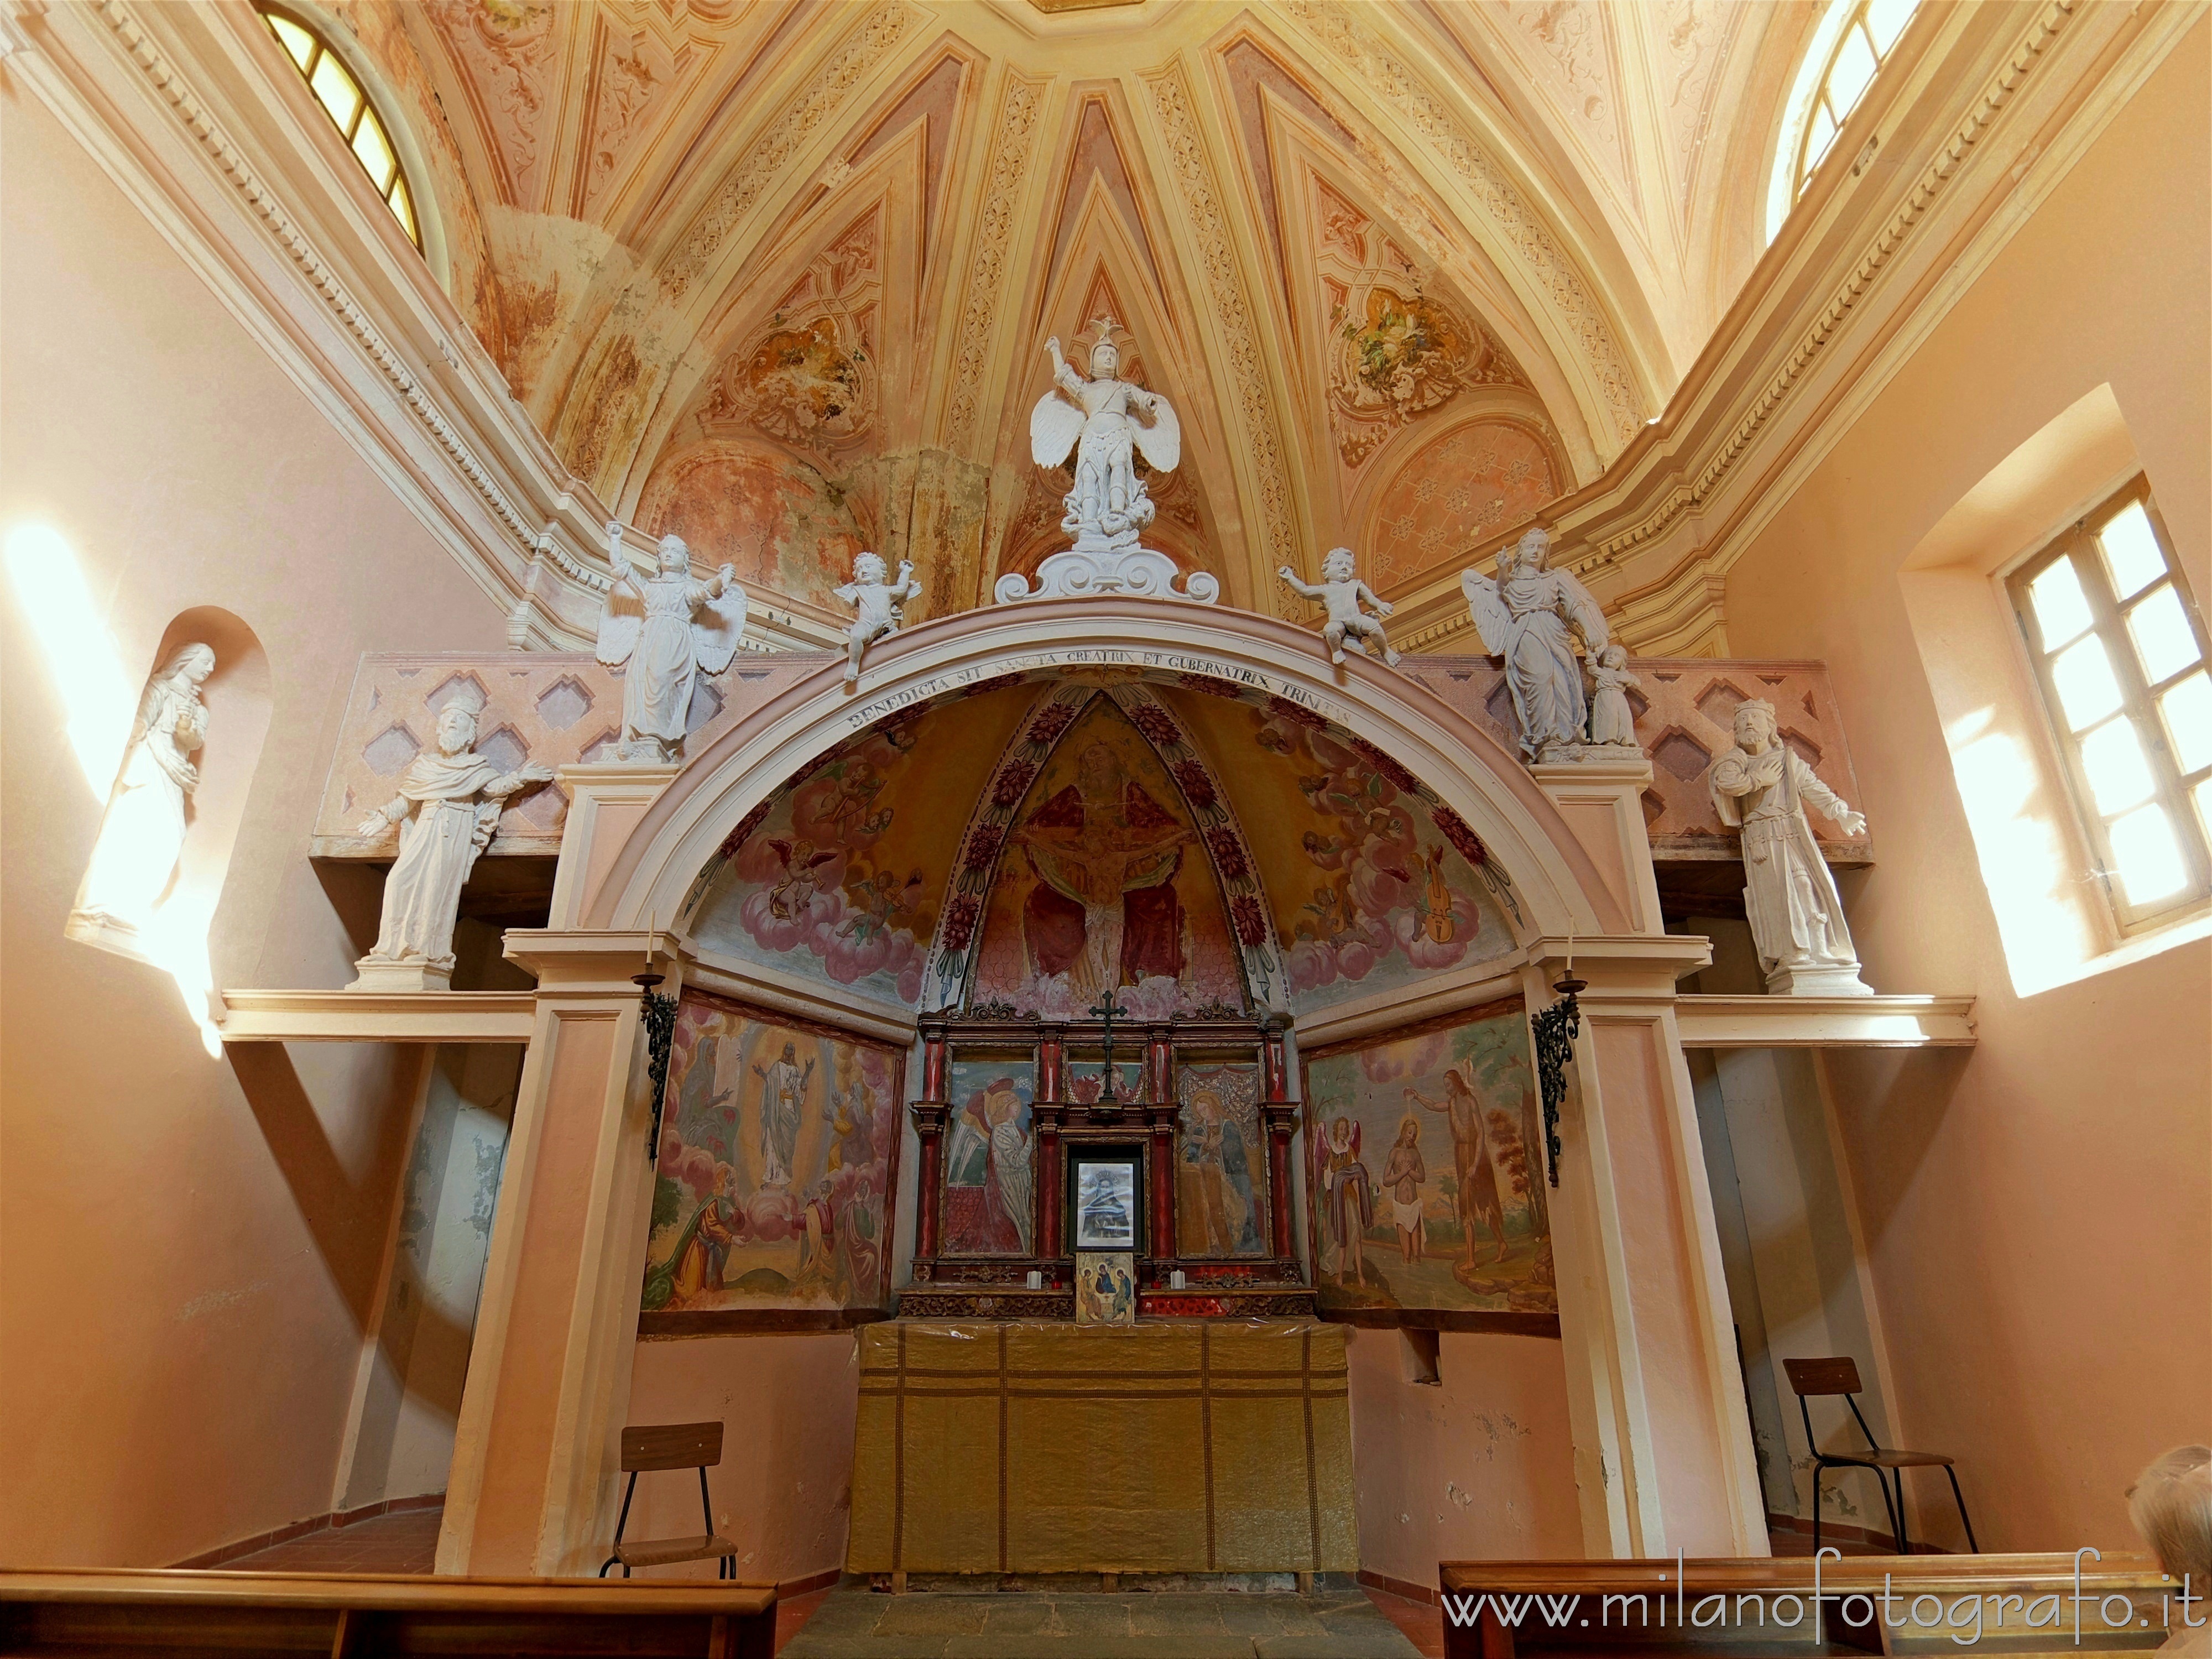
[257,3,420,249]
[1766,0,1921,242]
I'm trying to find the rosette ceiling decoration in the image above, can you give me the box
[356,0,1821,627]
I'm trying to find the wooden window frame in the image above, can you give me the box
[256,3,421,251]
[1792,0,1917,202]
[2006,477,2212,933]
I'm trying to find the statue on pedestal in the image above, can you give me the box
[1587,645,1643,748]
[349,703,554,991]
[595,523,747,762]
[1461,526,1610,763]
[834,550,920,686]
[1280,547,1401,666]
[997,318,1216,604]
[74,643,216,934]
[1709,698,1873,996]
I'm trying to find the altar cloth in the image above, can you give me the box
[847,1320,1355,1576]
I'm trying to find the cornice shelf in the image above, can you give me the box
[217,990,537,1043]
[1675,994,1976,1049]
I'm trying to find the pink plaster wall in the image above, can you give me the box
[0,89,509,1565]
[622,1334,863,1586]
[1720,23,2211,1552]
[1346,1329,1582,1589]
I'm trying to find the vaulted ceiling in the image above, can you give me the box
[326,0,1824,625]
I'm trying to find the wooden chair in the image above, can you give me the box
[600,1422,739,1580]
[1783,1355,1978,1554]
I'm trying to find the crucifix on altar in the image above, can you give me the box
[1088,992,1129,1108]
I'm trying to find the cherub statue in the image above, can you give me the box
[1029,317,1181,551]
[1462,525,1610,762]
[1587,644,1642,748]
[1280,546,1401,666]
[595,522,746,763]
[833,550,920,687]
[349,702,554,990]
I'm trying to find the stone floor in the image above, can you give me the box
[774,1585,1426,1658]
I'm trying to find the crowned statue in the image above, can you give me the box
[1462,525,1612,763]
[596,521,748,763]
[997,317,1217,604]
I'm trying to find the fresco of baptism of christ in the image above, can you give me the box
[1301,1001,1555,1321]
[1177,1063,1267,1259]
[642,993,902,1317]
[941,1060,1035,1256]
[968,696,1247,1020]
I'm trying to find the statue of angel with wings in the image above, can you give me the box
[596,523,747,763]
[1460,525,1611,763]
[1030,318,1181,552]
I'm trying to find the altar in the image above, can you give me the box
[846,1320,1355,1577]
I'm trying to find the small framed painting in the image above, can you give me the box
[1071,1150,1141,1252]
[1076,1252,1136,1326]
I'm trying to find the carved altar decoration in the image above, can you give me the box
[998,317,1217,606]
[638,991,904,1333]
[1710,698,1875,996]
[70,643,216,942]
[348,702,554,992]
[1301,1000,1557,1332]
[1462,525,1613,763]
[594,523,747,762]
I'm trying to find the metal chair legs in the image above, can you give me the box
[1943,1465,1979,1552]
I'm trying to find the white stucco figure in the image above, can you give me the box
[1462,526,1611,763]
[834,550,919,686]
[1587,644,1642,748]
[74,643,216,932]
[595,523,746,762]
[1709,698,1873,996]
[349,704,554,991]
[998,318,1215,604]
[1280,547,1401,666]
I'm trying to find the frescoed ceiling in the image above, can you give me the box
[322,0,1822,628]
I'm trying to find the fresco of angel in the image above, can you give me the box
[596,521,747,763]
[1460,525,1610,762]
[1030,317,1181,551]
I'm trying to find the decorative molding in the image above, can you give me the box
[90,1,537,553]
[1674,994,1978,1048]
[1142,61,1299,581]
[216,990,538,1042]
[660,0,921,298]
[1280,1,1645,446]
[945,69,1045,450]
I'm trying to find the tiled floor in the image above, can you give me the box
[774,1584,1425,1657]
[217,1506,444,1575]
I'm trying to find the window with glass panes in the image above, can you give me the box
[2008,480,2212,930]
[257,5,420,249]
[1791,0,1920,204]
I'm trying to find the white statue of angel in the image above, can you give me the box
[1280,547,1401,666]
[834,550,920,686]
[1029,317,1181,552]
[595,522,746,763]
[1462,525,1611,762]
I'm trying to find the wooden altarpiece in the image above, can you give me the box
[901,1013,1317,1319]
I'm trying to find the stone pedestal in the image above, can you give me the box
[346,956,451,993]
[1766,963,1875,997]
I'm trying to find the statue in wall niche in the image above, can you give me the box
[1709,698,1874,997]
[596,521,747,763]
[834,550,920,687]
[73,643,216,932]
[1461,525,1611,763]
[1279,547,1401,667]
[349,703,555,992]
[1586,645,1643,748]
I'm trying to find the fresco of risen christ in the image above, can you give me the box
[1014,741,1192,1000]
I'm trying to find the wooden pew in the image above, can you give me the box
[0,1568,776,1657]
[1439,1553,2184,1658]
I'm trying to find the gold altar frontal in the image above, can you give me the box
[848,1320,1356,1577]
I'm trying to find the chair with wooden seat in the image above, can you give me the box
[1783,1356,1978,1555]
[598,1422,738,1580]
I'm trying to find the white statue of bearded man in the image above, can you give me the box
[1709,698,1874,996]
[1462,525,1610,763]
[595,523,747,763]
[1030,319,1181,553]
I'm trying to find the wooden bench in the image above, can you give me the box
[0,1568,776,1657]
[1439,1553,2182,1657]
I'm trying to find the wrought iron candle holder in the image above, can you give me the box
[1529,967,1585,1188]
[634,969,679,1165]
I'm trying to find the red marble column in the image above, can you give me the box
[911,1021,951,1269]
[1261,1019,1297,1270]
[1145,1026,1177,1267]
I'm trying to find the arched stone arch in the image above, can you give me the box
[581,601,1630,953]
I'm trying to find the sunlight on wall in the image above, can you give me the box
[6,523,225,1057]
